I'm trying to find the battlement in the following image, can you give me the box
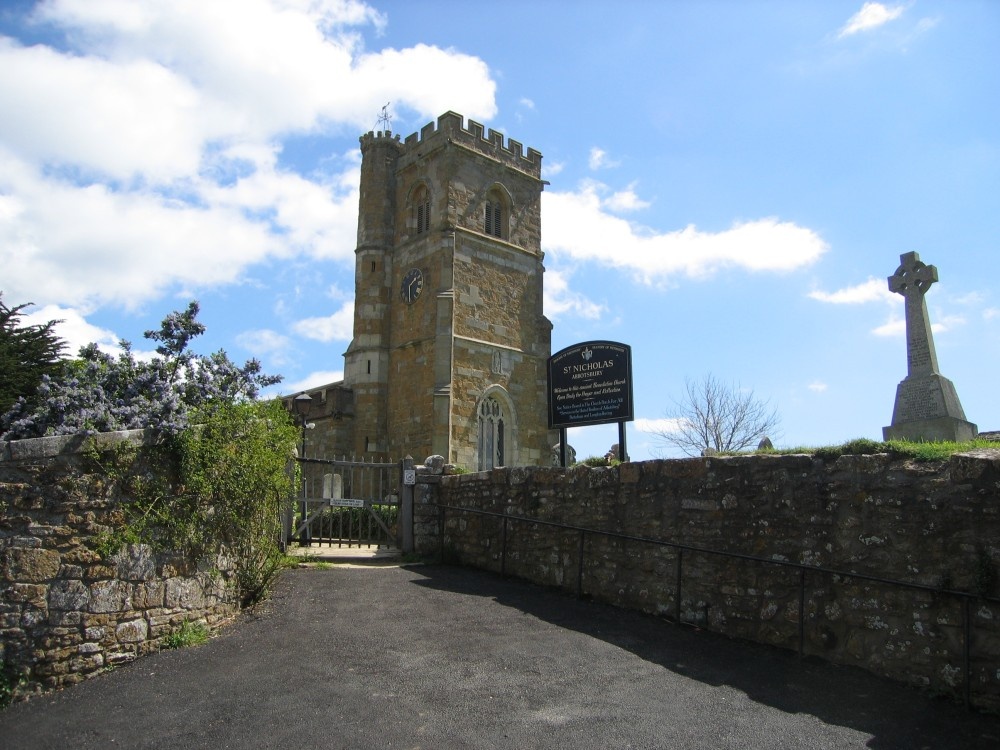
[361,111,542,176]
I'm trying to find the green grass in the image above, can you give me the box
[757,437,998,462]
[0,668,24,709]
[161,620,210,650]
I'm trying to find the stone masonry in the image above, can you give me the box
[290,112,553,470]
[1,431,239,700]
[413,451,1000,710]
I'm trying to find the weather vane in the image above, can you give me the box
[375,102,392,132]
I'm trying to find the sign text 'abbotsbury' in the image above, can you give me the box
[547,341,634,429]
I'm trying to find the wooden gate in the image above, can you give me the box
[286,457,401,550]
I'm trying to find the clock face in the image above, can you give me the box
[401,268,423,303]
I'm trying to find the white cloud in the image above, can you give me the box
[984,308,1000,321]
[838,2,905,38]
[0,0,499,322]
[20,304,120,356]
[542,161,565,178]
[278,369,345,395]
[543,269,606,320]
[872,313,953,338]
[0,38,207,181]
[634,417,684,435]
[542,183,827,282]
[808,381,829,393]
[872,314,906,337]
[934,314,965,333]
[292,302,354,341]
[809,277,895,304]
[0,149,280,310]
[952,291,985,306]
[814,274,970,340]
[603,183,650,213]
[236,328,293,364]
[588,147,619,170]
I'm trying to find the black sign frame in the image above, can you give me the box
[547,340,634,430]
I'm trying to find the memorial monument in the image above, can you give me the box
[882,251,977,442]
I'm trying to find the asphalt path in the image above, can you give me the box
[2,562,999,749]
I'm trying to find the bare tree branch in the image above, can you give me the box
[651,374,781,456]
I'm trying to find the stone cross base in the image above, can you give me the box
[883,416,978,442]
[883,373,978,442]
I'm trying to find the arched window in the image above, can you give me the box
[484,186,510,240]
[478,397,506,471]
[412,184,431,235]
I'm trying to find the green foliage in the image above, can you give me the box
[177,399,298,605]
[92,399,299,607]
[886,439,1000,462]
[1,300,280,441]
[778,437,999,462]
[577,455,620,467]
[813,438,889,461]
[0,668,19,709]
[161,620,210,650]
[0,293,66,417]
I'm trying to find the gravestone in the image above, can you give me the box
[882,251,977,442]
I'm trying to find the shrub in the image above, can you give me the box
[94,399,298,607]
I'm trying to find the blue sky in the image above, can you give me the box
[1,0,997,461]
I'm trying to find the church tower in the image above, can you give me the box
[342,112,553,468]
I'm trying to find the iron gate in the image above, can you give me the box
[286,457,401,550]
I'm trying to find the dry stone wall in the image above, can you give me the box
[1,431,239,700]
[413,451,1000,710]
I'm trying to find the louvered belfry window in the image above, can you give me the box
[485,200,502,238]
[414,187,430,234]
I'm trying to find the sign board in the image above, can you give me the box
[547,341,634,429]
[329,498,364,508]
[403,469,416,486]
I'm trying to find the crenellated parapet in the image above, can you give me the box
[363,111,542,177]
[359,128,405,154]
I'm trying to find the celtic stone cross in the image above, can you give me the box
[888,251,939,377]
[882,251,976,442]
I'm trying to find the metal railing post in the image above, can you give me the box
[576,530,585,598]
[963,596,971,710]
[675,549,683,623]
[438,505,445,562]
[501,516,508,577]
[798,569,806,657]
[400,456,414,554]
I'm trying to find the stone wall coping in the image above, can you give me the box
[1,428,160,463]
[424,448,1000,487]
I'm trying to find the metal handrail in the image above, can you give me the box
[435,502,999,709]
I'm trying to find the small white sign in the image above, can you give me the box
[403,469,416,486]
[329,498,364,508]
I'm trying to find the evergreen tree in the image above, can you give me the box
[0,293,66,416]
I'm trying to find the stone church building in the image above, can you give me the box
[287,112,554,469]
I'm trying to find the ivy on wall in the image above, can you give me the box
[92,399,298,606]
